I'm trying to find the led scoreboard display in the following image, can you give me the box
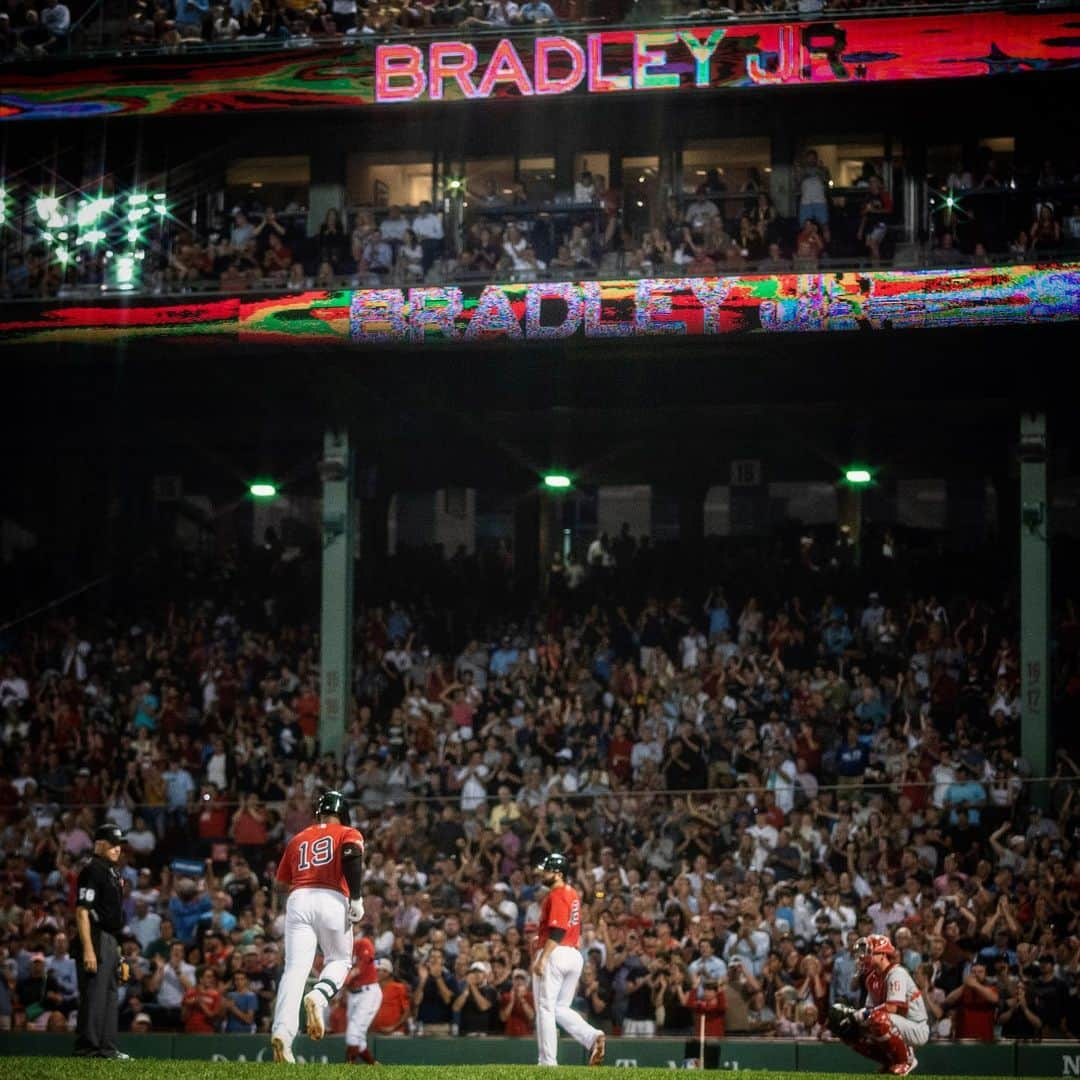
[1,13,1079,121]
[373,15,1080,103]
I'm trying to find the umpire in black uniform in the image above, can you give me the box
[74,823,130,1058]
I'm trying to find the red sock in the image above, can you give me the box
[346,1046,360,1065]
[359,1049,376,1065]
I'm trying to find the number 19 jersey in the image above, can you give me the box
[276,821,364,897]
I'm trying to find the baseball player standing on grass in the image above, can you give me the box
[827,934,928,1076]
[344,930,382,1065]
[532,852,605,1068]
[270,790,366,1063]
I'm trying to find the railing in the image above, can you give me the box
[1,244,1077,305]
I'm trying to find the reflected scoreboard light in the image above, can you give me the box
[1,264,1078,346]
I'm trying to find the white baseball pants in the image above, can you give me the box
[533,944,601,1066]
[890,1013,929,1048]
[346,983,383,1051]
[272,887,353,1048]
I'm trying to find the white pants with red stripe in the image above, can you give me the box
[346,983,383,1051]
[533,945,601,1067]
[272,888,353,1048]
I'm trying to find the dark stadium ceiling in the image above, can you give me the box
[7,322,1078,499]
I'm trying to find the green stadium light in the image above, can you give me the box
[543,473,572,490]
[249,481,279,499]
[844,467,873,485]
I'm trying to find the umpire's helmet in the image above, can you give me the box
[315,790,349,820]
[537,852,569,877]
[95,823,126,845]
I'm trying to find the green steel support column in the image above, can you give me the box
[1019,412,1050,799]
[319,430,354,763]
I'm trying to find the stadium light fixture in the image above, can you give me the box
[35,195,60,221]
[249,481,279,499]
[543,473,573,491]
[843,467,873,485]
[114,254,138,290]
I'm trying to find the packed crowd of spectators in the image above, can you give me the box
[0,0,1012,62]
[4,145,1079,300]
[0,0,76,59]
[2,520,1080,1043]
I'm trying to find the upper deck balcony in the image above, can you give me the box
[2,0,1080,122]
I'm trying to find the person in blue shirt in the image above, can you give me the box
[133,681,159,731]
[822,616,853,660]
[519,0,558,22]
[223,969,259,1033]
[168,879,213,945]
[853,686,888,729]
[704,588,731,643]
[943,763,988,826]
[835,730,868,784]
[162,760,196,829]
[490,637,518,678]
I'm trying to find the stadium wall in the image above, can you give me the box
[1,1034,1077,1072]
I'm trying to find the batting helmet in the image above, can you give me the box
[315,790,349,820]
[537,852,569,876]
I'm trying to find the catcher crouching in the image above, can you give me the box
[826,935,928,1075]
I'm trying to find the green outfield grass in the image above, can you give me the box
[0,1061,1016,1080]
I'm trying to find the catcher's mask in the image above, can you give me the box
[854,934,897,974]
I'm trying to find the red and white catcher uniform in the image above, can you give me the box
[345,936,382,1064]
[272,820,364,1053]
[850,936,928,1075]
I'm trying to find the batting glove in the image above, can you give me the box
[857,1007,872,1024]
[348,898,366,923]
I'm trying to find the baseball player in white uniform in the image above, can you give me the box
[532,852,605,1068]
[847,934,929,1075]
[344,933,384,1065]
[270,791,366,1063]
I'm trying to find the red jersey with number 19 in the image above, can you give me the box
[538,882,582,949]
[275,821,364,897]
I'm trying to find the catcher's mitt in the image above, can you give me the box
[827,1002,862,1041]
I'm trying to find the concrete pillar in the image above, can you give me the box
[319,431,354,763]
[1019,413,1050,796]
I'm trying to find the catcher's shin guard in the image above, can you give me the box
[865,1010,909,1070]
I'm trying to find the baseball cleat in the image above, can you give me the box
[271,1036,295,1063]
[889,1053,917,1075]
[589,1033,606,1066]
[304,991,326,1040]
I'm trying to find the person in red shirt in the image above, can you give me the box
[270,791,366,1064]
[532,852,605,1067]
[182,967,224,1033]
[294,682,320,760]
[371,960,410,1035]
[606,724,634,783]
[500,968,536,1036]
[689,977,727,1038]
[344,932,381,1064]
[944,961,999,1041]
